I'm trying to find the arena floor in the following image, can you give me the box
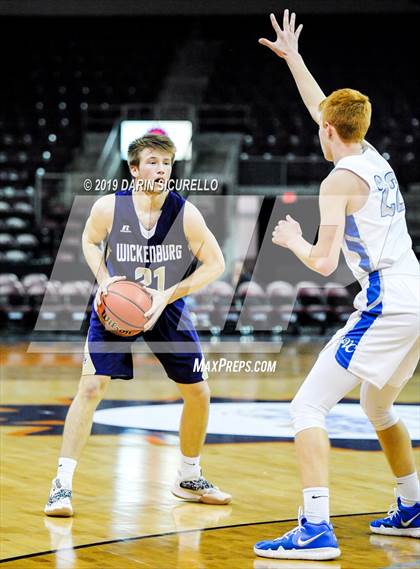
[1,340,419,568]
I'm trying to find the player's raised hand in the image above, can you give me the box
[258,9,303,59]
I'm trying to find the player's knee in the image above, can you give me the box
[290,393,328,435]
[360,384,399,431]
[79,375,109,402]
[194,381,211,405]
[361,398,398,431]
[181,380,210,405]
[364,406,399,431]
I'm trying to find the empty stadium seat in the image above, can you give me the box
[27,284,47,309]
[0,281,33,329]
[234,281,269,332]
[190,297,215,332]
[236,281,264,297]
[266,280,295,302]
[14,202,34,218]
[16,234,39,251]
[4,217,29,232]
[295,285,327,333]
[4,249,31,263]
[0,233,15,250]
[325,283,354,327]
[21,273,49,288]
[265,281,297,334]
[0,201,11,216]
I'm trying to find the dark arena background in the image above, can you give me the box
[1,1,419,568]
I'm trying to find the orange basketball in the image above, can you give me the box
[96,280,152,336]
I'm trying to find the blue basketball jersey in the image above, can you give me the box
[86,189,206,384]
[105,190,195,291]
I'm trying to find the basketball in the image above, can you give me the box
[96,280,152,336]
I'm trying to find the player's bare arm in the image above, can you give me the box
[82,194,125,307]
[272,170,357,276]
[143,201,225,331]
[259,9,326,124]
[182,199,225,280]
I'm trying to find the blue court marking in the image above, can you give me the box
[1,397,418,451]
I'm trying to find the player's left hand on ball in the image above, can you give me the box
[94,275,126,311]
[272,214,302,248]
[142,287,173,331]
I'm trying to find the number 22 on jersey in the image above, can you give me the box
[375,172,405,217]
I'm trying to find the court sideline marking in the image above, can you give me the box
[1,510,386,563]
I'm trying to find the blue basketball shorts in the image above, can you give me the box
[82,299,207,384]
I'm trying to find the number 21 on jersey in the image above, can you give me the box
[135,266,166,291]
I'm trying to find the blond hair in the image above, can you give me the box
[319,88,372,143]
[127,133,176,167]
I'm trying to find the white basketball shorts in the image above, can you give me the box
[324,271,419,388]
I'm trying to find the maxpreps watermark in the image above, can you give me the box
[194,358,277,374]
[83,178,219,192]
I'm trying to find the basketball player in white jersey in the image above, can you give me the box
[254,9,420,561]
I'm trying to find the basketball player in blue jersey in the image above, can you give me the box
[45,133,232,516]
[254,9,420,561]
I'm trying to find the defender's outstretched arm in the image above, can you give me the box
[259,9,326,124]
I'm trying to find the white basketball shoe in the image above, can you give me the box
[44,477,73,517]
[172,471,232,505]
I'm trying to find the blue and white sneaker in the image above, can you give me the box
[370,496,420,538]
[254,509,341,560]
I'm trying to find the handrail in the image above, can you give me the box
[96,118,121,174]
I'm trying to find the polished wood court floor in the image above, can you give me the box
[1,340,419,568]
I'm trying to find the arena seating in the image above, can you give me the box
[0,18,188,283]
[202,279,351,336]
[204,16,419,185]
[1,18,181,186]
[0,274,357,337]
[324,282,354,328]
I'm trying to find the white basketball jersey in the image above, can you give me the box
[328,143,419,386]
[333,142,418,280]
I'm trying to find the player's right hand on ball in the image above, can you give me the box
[94,276,126,311]
[258,9,303,60]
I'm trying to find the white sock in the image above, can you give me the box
[303,487,330,524]
[57,457,77,487]
[179,454,201,481]
[396,472,420,506]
